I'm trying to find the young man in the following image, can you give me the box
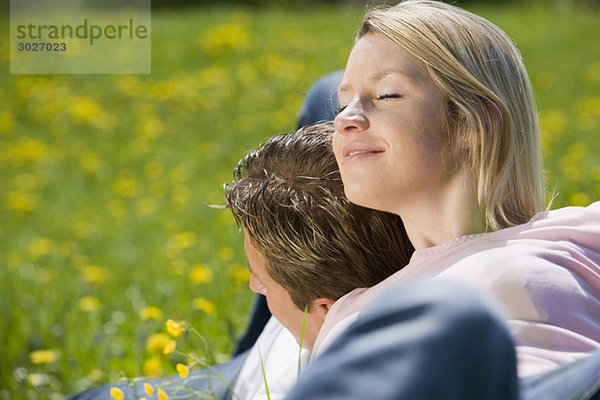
[69,123,413,400]
[232,69,345,356]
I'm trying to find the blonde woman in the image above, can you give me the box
[287,1,600,399]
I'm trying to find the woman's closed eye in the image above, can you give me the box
[336,94,401,115]
[377,94,402,100]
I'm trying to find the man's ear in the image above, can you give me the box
[312,297,336,314]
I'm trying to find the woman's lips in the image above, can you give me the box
[341,143,384,162]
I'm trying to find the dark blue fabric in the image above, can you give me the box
[296,70,344,129]
[67,349,248,400]
[233,294,272,356]
[286,279,520,400]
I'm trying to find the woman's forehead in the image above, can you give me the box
[339,34,431,93]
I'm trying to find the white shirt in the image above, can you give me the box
[233,317,309,400]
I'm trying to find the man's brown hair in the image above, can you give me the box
[224,123,414,310]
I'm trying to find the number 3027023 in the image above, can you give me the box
[17,42,67,52]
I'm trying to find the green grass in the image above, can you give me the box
[1,3,599,399]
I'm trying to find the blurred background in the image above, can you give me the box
[1,0,599,398]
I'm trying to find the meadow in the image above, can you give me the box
[1,3,599,399]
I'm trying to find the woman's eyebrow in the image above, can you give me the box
[338,81,352,95]
[371,69,408,81]
[338,69,418,96]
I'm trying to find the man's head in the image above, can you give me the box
[224,123,413,349]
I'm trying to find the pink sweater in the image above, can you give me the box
[311,202,600,377]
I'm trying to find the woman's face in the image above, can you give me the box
[333,33,449,216]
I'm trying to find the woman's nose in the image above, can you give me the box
[334,102,369,134]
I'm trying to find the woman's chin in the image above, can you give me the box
[344,183,387,212]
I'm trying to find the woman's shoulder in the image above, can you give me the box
[514,201,600,247]
[529,201,600,226]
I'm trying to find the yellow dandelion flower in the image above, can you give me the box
[140,306,163,321]
[14,173,40,191]
[163,340,176,354]
[168,259,187,275]
[8,138,48,162]
[170,230,195,248]
[164,232,196,258]
[79,151,101,174]
[28,237,54,257]
[117,75,142,96]
[218,247,233,261]
[144,382,154,396]
[72,221,95,239]
[176,363,189,379]
[157,388,169,400]
[89,369,104,382]
[0,110,16,134]
[149,79,177,101]
[137,117,164,140]
[110,386,124,400]
[166,319,185,337]
[144,160,164,180]
[190,264,213,284]
[70,97,102,123]
[136,197,157,216]
[199,23,250,57]
[107,199,127,218]
[569,192,591,207]
[146,333,171,354]
[29,349,60,364]
[143,356,162,377]
[112,176,139,198]
[6,191,38,212]
[236,62,258,86]
[172,184,191,206]
[168,165,190,184]
[79,296,101,312]
[81,265,107,284]
[230,266,251,283]
[193,298,216,315]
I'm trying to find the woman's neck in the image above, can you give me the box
[398,171,488,250]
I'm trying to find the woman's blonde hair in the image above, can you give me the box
[359,0,545,230]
